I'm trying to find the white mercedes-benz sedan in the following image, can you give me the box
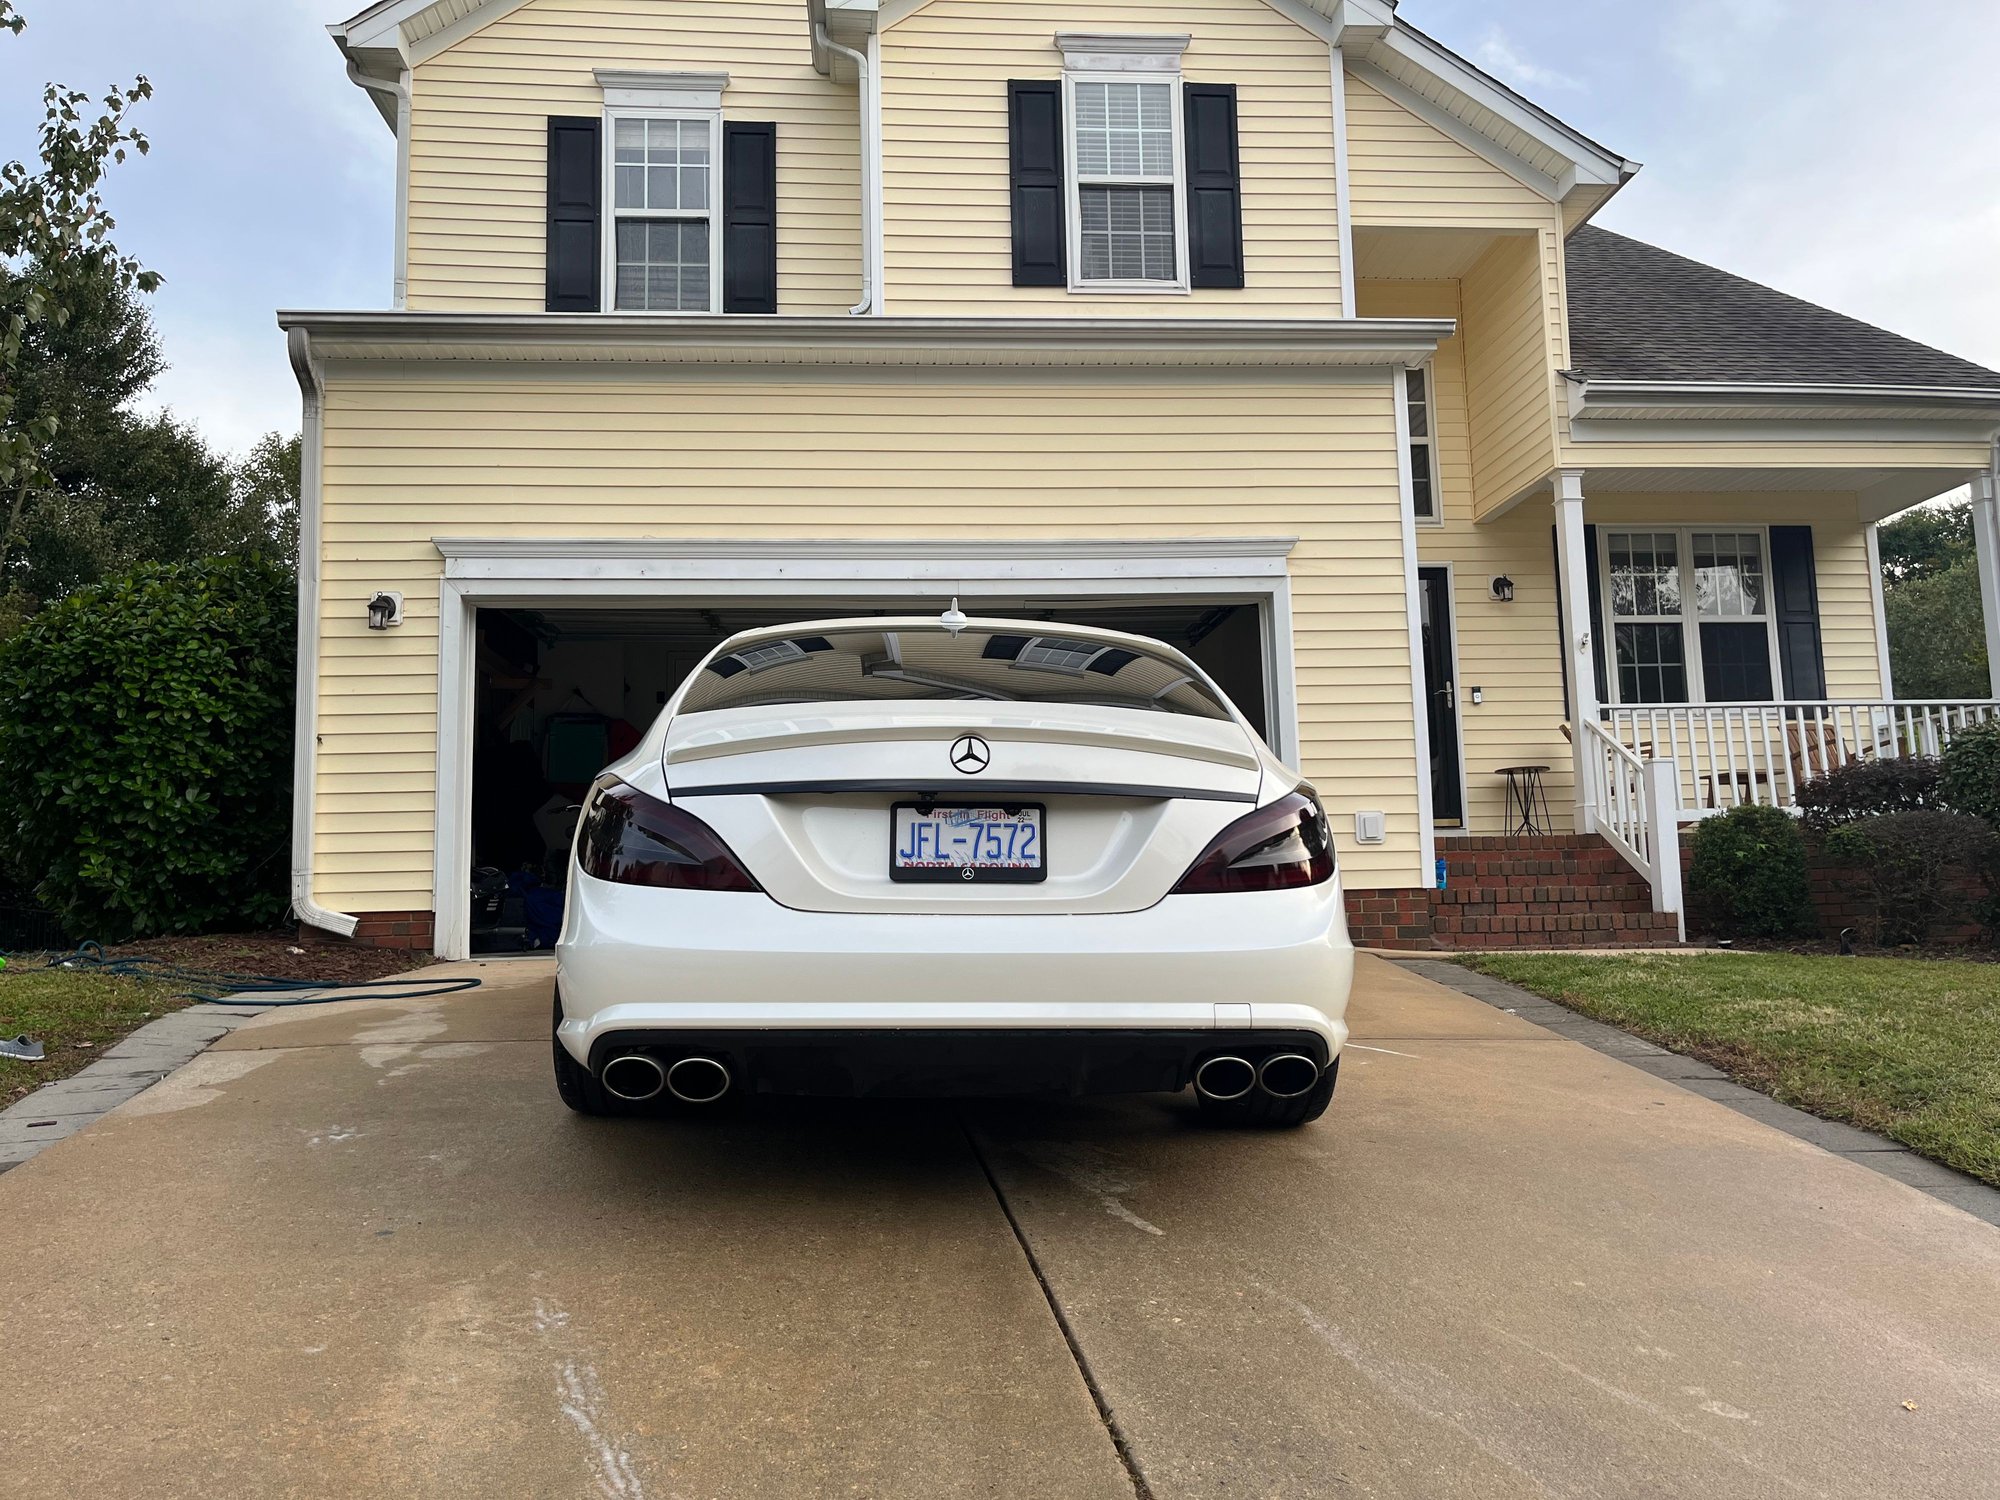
[552,612,1353,1127]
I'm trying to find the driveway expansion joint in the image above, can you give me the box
[0,1002,275,1174]
[1392,958,2000,1229]
[960,1115,1157,1500]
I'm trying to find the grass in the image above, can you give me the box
[0,963,187,1104]
[1458,952,2000,1188]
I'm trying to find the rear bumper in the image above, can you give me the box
[555,875,1353,1068]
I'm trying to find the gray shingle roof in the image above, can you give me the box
[1564,226,2000,392]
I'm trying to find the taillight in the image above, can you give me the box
[576,781,761,892]
[1171,790,1334,894]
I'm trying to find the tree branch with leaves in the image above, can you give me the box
[1,0,159,570]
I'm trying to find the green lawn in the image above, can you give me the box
[1458,952,2000,1188]
[0,965,187,1104]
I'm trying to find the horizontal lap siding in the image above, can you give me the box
[881,0,1341,314]
[1461,230,1563,515]
[313,369,1422,908]
[406,0,860,311]
[1343,73,1549,228]
[1364,279,1573,834]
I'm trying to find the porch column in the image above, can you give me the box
[1553,470,1598,831]
[1972,455,2000,699]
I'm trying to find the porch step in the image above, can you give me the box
[1420,834,1682,950]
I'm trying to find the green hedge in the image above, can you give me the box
[0,556,294,937]
[1686,802,1815,939]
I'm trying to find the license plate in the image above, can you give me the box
[891,803,1046,884]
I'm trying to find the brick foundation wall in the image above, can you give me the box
[301,909,436,952]
[1678,845,1987,944]
[1344,888,1436,950]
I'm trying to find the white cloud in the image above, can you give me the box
[1474,26,1583,92]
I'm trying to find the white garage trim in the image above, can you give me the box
[430,537,1301,960]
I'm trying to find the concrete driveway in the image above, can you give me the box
[2,955,1997,1499]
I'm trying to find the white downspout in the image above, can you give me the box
[346,62,411,309]
[285,328,361,939]
[817,22,879,315]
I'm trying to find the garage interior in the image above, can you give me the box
[468,599,1270,953]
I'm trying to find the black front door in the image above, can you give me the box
[1417,567,1464,825]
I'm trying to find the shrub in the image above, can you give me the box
[1825,810,2000,946]
[1686,803,1815,939]
[1940,720,2000,826]
[0,555,295,937]
[1795,754,1941,832]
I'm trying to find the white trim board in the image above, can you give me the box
[428,539,1304,960]
[1392,371,1439,885]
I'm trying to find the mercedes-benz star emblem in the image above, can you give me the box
[950,734,991,774]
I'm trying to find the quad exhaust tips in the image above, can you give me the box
[1194,1052,1323,1102]
[600,1052,734,1104]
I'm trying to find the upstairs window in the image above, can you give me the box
[1072,80,1179,284]
[1056,34,1191,294]
[609,114,716,312]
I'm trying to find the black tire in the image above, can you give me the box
[1196,1057,1338,1128]
[552,995,612,1116]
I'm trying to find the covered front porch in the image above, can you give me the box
[1537,448,2000,936]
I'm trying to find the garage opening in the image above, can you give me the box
[466,598,1270,954]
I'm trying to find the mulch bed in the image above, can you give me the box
[94,932,433,987]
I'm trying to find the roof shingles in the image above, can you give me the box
[1563,226,2000,392]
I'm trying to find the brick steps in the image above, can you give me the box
[1427,834,1680,950]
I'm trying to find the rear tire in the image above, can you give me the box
[1196,1056,1338,1128]
[551,995,612,1116]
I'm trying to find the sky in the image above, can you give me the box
[3,0,1999,459]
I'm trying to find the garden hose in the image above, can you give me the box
[31,940,485,1006]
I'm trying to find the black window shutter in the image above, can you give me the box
[546,116,601,313]
[1008,80,1066,287]
[1183,83,1244,289]
[1769,525,1827,698]
[1583,524,1610,707]
[722,121,779,314]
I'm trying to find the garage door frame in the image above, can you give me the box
[431,536,1300,960]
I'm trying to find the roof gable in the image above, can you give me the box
[1566,226,2000,394]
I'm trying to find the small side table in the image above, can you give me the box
[1495,764,1552,838]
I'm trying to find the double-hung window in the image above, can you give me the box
[1603,527,1779,704]
[608,112,716,312]
[596,74,730,314]
[1058,35,1190,293]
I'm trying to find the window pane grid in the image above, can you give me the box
[1073,81,1174,181]
[609,112,714,313]
[614,219,711,312]
[1691,531,1766,618]
[1405,368,1437,520]
[1078,185,1176,282]
[1604,527,1782,707]
[613,117,710,213]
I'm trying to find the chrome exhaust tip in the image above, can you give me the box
[1257,1052,1322,1100]
[600,1052,667,1102]
[665,1055,733,1105]
[1193,1054,1256,1102]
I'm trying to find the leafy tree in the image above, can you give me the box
[1885,559,1988,699]
[1877,500,1973,587]
[2,0,159,543]
[233,431,301,565]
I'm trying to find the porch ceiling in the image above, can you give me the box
[1577,464,1979,520]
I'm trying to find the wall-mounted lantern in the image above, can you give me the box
[367,591,405,630]
[1489,575,1515,603]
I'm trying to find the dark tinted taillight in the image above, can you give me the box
[576,781,761,892]
[1171,790,1335,894]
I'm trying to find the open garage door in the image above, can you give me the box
[466,598,1271,954]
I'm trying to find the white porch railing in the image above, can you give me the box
[1577,719,1684,940]
[1602,701,2000,820]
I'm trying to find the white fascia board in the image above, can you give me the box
[1347,59,1564,202]
[1574,378,2000,409]
[279,311,1456,368]
[337,0,539,72]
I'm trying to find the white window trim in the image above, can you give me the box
[1061,67,1191,296]
[599,71,728,317]
[1596,523,1787,707]
[1406,363,1442,527]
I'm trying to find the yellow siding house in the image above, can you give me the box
[300,0,2000,957]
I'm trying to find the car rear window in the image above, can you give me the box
[678,627,1232,719]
